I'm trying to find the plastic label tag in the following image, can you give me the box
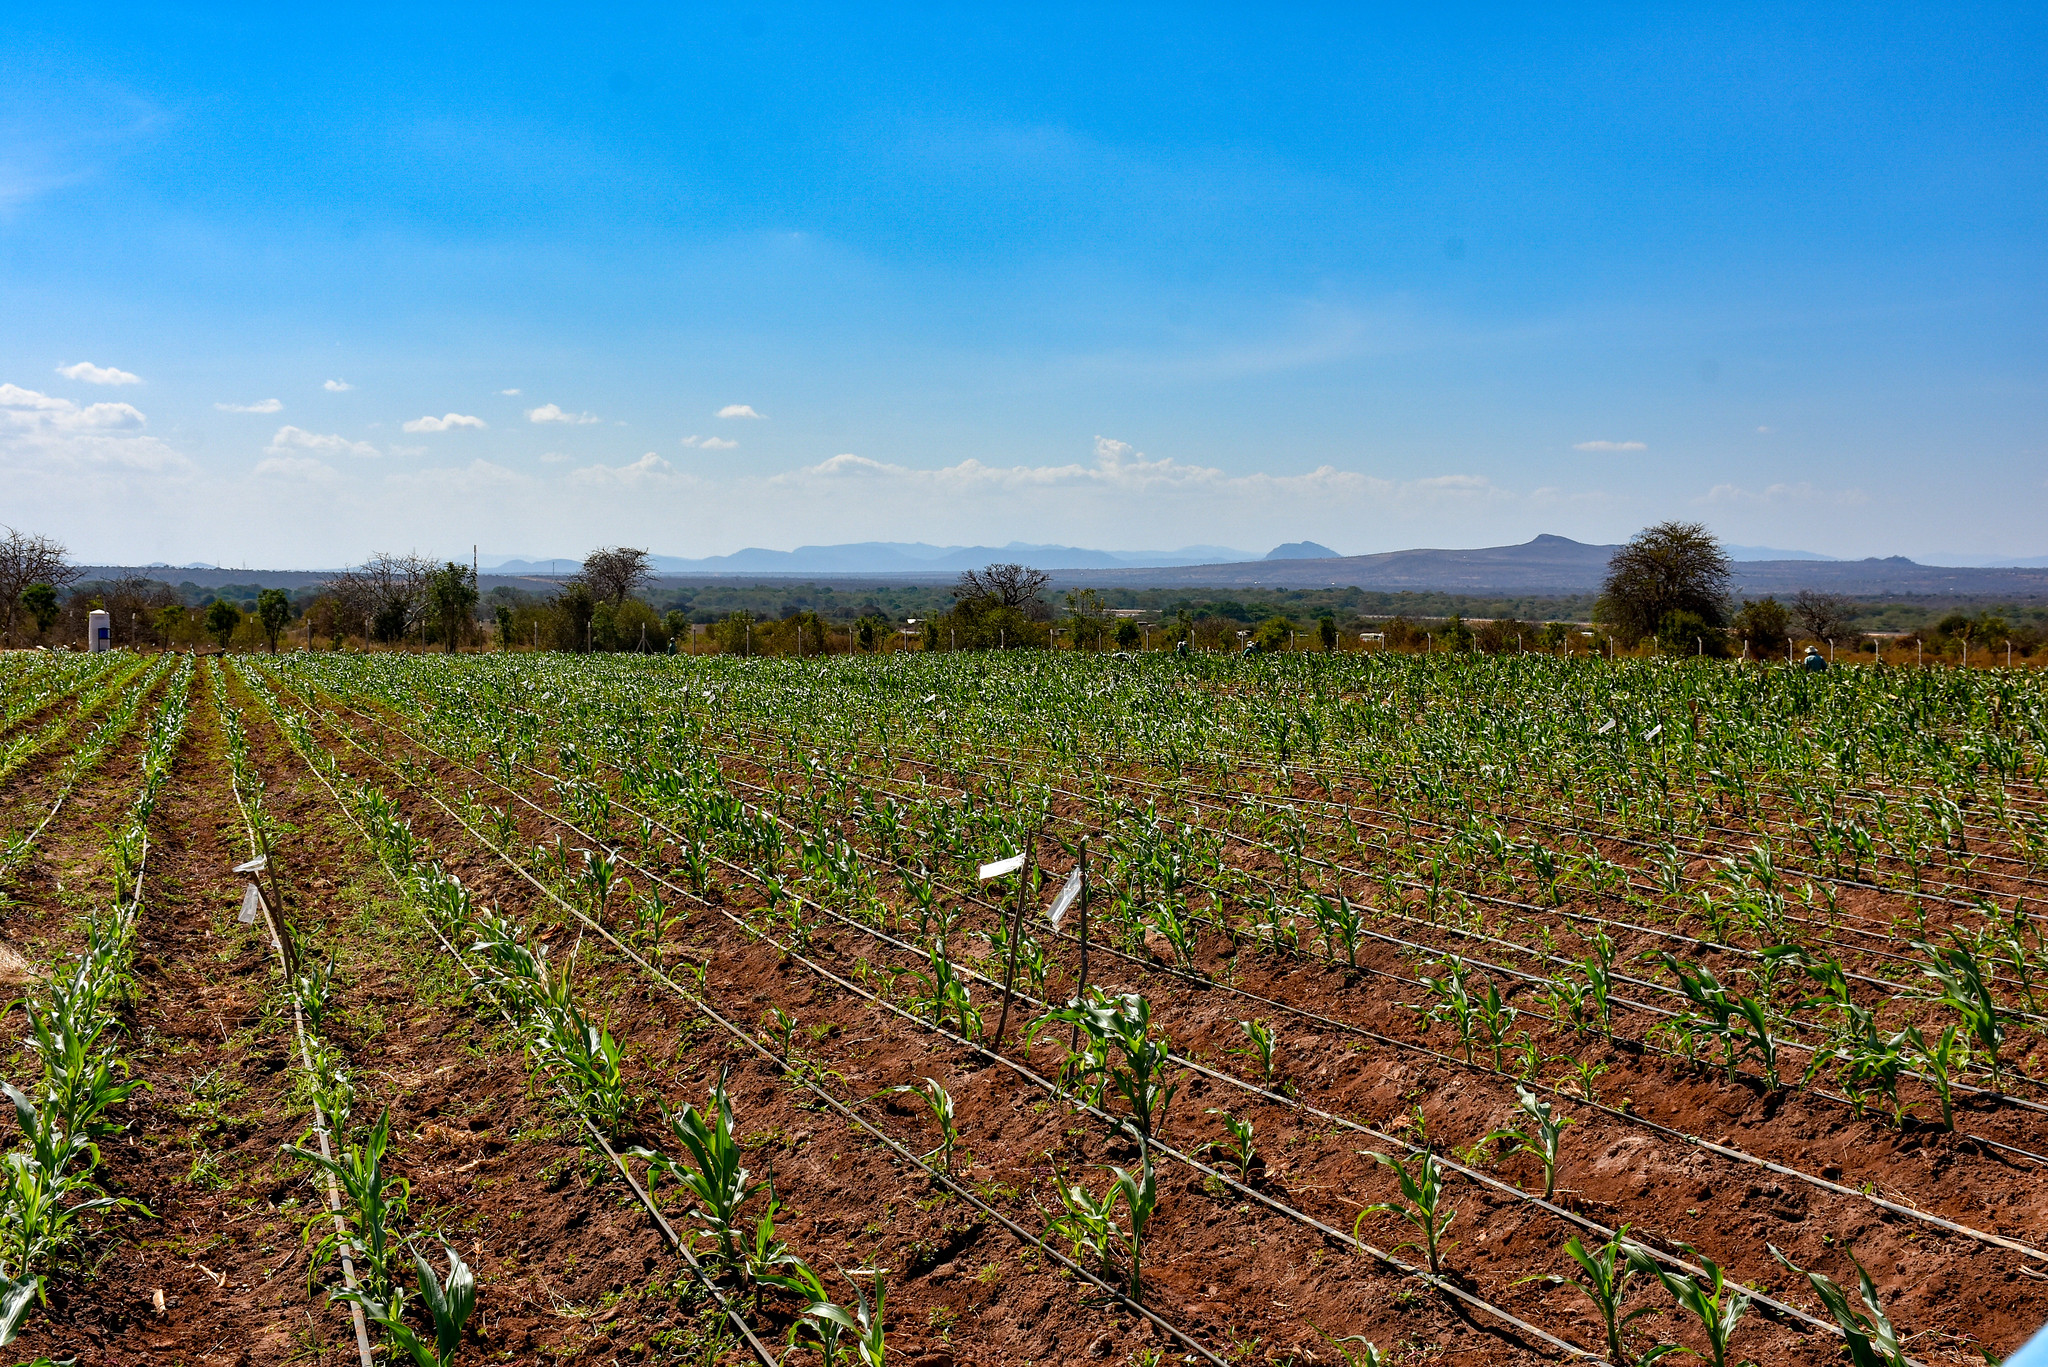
[978,853,1026,882]
[1047,866,1083,930]
[238,884,263,925]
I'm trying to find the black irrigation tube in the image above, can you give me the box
[802,726,2048,1031]
[270,671,1599,1363]
[695,731,2048,1107]
[956,733,2046,976]
[230,665,787,1367]
[361,681,2048,1265]
[693,754,2048,1248]
[305,684,1907,1358]
[589,730,2048,1273]
[0,656,178,892]
[215,667,379,1367]
[1091,707,2048,906]
[245,667,1237,1367]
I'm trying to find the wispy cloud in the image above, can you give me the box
[680,434,739,450]
[499,388,522,396]
[1702,481,1868,507]
[527,403,601,425]
[253,455,339,483]
[56,361,141,386]
[1572,439,1646,452]
[266,425,378,459]
[717,404,764,420]
[569,452,690,488]
[1,385,146,431]
[323,378,353,392]
[401,412,487,433]
[215,398,283,414]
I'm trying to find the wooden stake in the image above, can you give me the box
[991,829,1040,1050]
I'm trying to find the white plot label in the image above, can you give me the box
[1047,866,1083,930]
[238,883,263,924]
[978,853,1026,882]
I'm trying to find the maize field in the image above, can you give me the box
[0,647,2043,1366]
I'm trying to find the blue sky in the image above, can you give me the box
[2,5,2042,567]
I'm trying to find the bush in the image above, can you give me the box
[204,599,242,649]
[1656,609,1727,657]
[1731,598,1791,657]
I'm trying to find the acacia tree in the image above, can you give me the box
[956,563,1051,618]
[0,528,81,646]
[583,547,652,607]
[1597,522,1732,646]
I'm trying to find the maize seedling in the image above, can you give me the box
[1200,1109,1257,1178]
[1484,1085,1574,1201]
[883,1077,962,1173]
[1914,935,2006,1091]
[1769,1245,1907,1367]
[1625,1244,1751,1367]
[790,1266,888,1367]
[1040,989,1179,1140]
[286,1107,409,1301]
[1238,1018,1280,1085]
[644,1073,756,1266]
[1356,1147,1455,1278]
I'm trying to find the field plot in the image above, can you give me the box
[0,649,2044,1366]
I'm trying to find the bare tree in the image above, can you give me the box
[326,552,435,644]
[955,563,1052,618]
[582,547,653,607]
[1791,590,1857,645]
[0,527,82,646]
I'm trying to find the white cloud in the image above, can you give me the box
[323,379,353,392]
[499,388,522,396]
[216,398,283,414]
[56,361,141,386]
[0,384,72,411]
[569,452,690,489]
[0,385,146,431]
[266,425,378,459]
[680,434,739,450]
[527,403,601,425]
[717,404,764,420]
[253,455,339,483]
[1755,426,1774,434]
[539,451,572,464]
[1,385,188,483]
[1572,440,1647,452]
[768,436,1509,514]
[401,412,487,433]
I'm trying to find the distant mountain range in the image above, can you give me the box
[1047,536,2048,597]
[485,541,1256,576]
[80,536,2048,600]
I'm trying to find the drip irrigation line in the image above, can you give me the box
[689,735,2048,1108]
[293,681,1926,1355]
[269,670,1597,1362]
[215,666,377,1367]
[228,664,787,1367]
[252,677,1240,1367]
[342,679,2048,1261]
